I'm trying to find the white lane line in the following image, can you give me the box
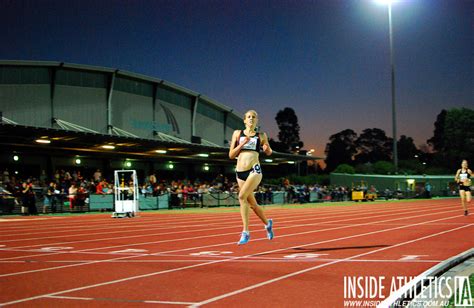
[0,207,357,240]
[0,204,454,240]
[46,295,197,305]
[190,223,474,307]
[144,300,198,305]
[46,295,93,300]
[0,207,319,237]
[0,202,454,256]
[0,206,458,270]
[0,198,451,229]
[0,258,444,264]
[0,204,344,232]
[0,215,468,306]
[0,207,461,276]
[0,202,433,241]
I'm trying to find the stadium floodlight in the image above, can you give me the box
[374,0,399,173]
[35,139,51,144]
[374,0,395,4]
[101,145,115,150]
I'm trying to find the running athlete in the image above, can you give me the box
[455,160,472,216]
[229,110,274,245]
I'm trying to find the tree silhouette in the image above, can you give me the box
[324,129,358,172]
[275,107,303,153]
[427,109,447,152]
[397,135,419,160]
[354,128,392,164]
[427,108,474,169]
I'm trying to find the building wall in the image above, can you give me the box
[0,84,51,127]
[0,63,243,146]
[55,85,108,133]
[156,100,192,142]
[112,91,154,138]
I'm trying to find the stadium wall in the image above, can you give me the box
[0,61,244,146]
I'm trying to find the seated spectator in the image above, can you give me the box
[96,179,107,194]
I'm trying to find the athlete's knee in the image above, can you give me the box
[239,192,249,202]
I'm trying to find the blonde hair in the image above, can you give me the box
[244,110,258,120]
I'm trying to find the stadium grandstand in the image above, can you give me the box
[0,60,312,181]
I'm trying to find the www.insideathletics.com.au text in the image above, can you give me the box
[342,275,473,307]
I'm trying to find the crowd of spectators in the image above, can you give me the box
[0,168,245,213]
[5,168,441,215]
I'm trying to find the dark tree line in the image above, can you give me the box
[324,128,400,173]
[266,107,473,175]
[427,108,474,170]
[324,107,474,174]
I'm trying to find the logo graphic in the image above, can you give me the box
[455,276,473,306]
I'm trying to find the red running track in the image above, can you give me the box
[0,199,472,307]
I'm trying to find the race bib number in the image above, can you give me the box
[240,137,257,150]
[252,164,262,174]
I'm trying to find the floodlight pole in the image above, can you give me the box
[388,3,398,173]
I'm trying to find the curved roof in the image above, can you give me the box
[0,60,240,116]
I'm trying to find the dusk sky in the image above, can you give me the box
[1,0,472,158]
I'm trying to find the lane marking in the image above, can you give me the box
[190,223,474,307]
[46,295,92,301]
[283,253,329,259]
[0,208,462,277]
[0,216,469,306]
[38,247,74,252]
[0,204,456,241]
[0,258,445,264]
[46,295,197,305]
[399,255,428,261]
[0,202,456,260]
[0,203,433,242]
[110,249,149,254]
[189,251,233,256]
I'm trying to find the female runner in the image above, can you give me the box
[455,160,472,216]
[229,110,274,245]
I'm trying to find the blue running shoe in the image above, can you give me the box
[266,219,274,240]
[237,232,250,245]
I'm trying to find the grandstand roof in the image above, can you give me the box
[0,60,320,165]
[0,122,315,165]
